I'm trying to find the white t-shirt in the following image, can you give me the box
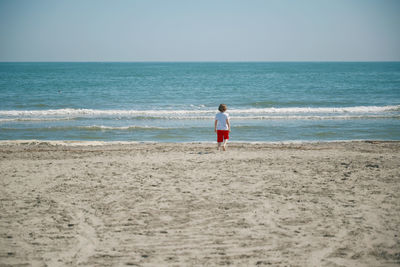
[215,112,230,130]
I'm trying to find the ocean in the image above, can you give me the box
[0,62,399,142]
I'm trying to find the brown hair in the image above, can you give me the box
[218,104,227,112]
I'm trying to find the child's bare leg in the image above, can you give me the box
[222,139,228,151]
[217,142,222,150]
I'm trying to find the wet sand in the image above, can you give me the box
[0,141,399,266]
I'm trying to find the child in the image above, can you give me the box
[214,104,230,151]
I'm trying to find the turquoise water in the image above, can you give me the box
[0,62,399,142]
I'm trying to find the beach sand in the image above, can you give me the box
[0,141,399,266]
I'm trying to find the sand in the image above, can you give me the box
[0,141,399,266]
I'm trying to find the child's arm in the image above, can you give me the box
[226,119,230,132]
[214,120,218,132]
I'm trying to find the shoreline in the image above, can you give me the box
[1,139,399,147]
[1,140,399,266]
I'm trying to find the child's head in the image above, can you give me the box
[218,104,227,112]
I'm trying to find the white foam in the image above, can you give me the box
[0,108,211,116]
[229,105,400,114]
[0,117,77,122]
[0,105,398,118]
[79,125,172,130]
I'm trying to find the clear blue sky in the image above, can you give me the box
[0,0,399,61]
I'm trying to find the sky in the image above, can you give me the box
[0,0,399,62]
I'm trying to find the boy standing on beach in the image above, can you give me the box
[215,104,231,151]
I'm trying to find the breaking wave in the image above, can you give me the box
[0,105,398,118]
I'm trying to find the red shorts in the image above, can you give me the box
[217,130,229,142]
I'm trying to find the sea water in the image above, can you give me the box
[0,62,399,142]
